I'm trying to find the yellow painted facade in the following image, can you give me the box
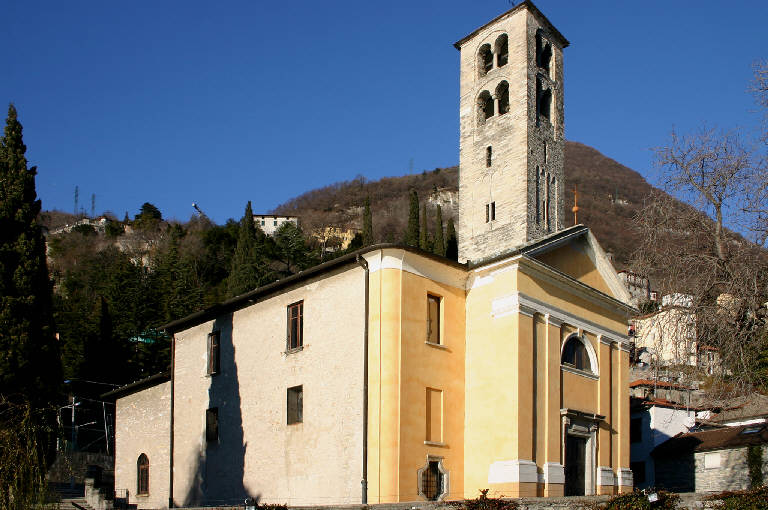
[365,240,635,502]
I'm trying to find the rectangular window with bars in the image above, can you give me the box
[287,301,303,351]
[422,461,442,500]
[207,331,220,375]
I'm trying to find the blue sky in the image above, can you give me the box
[3,1,766,224]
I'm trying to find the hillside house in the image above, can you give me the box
[629,396,696,490]
[253,214,299,236]
[109,3,636,508]
[652,424,768,493]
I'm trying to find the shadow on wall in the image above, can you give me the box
[182,313,257,506]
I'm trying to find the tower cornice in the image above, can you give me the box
[453,0,569,50]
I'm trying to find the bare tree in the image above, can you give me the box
[632,83,768,397]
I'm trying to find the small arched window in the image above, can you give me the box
[477,90,494,124]
[478,44,493,76]
[496,81,509,115]
[495,34,508,68]
[562,335,594,373]
[137,454,149,495]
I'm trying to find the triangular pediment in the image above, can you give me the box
[522,226,633,305]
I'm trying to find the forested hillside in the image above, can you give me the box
[273,141,664,270]
[44,140,682,389]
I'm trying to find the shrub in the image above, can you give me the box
[707,486,768,510]
[592,490,679,510]
[451,489,518,510]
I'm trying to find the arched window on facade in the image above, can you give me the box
[495,34,508,67]
[137,454,149,495]
[561,335,594,374]
[496,81,509,115]
[478,90,494,124]
[478,44,493,76]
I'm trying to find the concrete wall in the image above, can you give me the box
[114,381,171,510]
[172,263,366,507]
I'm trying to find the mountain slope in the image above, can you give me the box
[273,141,662,270]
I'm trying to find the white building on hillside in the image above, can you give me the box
[253,214,298,236]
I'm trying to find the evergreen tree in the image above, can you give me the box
[226,202,267,298]
[419,203,430,251]
[362,196,373,246]
[446,218,458,261]
[433,205,445,257]
[404,189,419,247]
[0,104,61,405]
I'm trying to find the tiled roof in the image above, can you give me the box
[709,393,768,423]
[652,424,768,457]
[630,379,690,390]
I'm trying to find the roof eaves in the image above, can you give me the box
[453,0,569,50]
[101,371,170,400]
[161,243,467,334]
[466,224,587,270]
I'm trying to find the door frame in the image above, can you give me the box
[561,409,603,496]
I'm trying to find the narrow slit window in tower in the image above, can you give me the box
[486,146,492,167]
[496,81,509,115]
[545,172,551,231]
[551,175,557,228]
[485,204,490,223]
[535,166,541,224]
[539,87,552,122]
[490,202,496,221]
[495,34,508,67]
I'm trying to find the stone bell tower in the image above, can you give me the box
[455,1,568,264]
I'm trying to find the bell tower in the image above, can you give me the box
[455,1,568,264]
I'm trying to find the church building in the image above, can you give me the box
[108,2,635,507]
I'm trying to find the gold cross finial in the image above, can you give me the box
[572,186,579,225]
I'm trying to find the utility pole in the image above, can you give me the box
[91,193,96,218]
[74,186,79,216]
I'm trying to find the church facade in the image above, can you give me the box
[110,2,635,508]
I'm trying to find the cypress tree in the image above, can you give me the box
[433,205,445,257]
[226,201,266,298]
[362,196,373,246]
[446,218,458,261]
[419,203,430,251]
[0,104,62,405]
[404,189,419,247]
